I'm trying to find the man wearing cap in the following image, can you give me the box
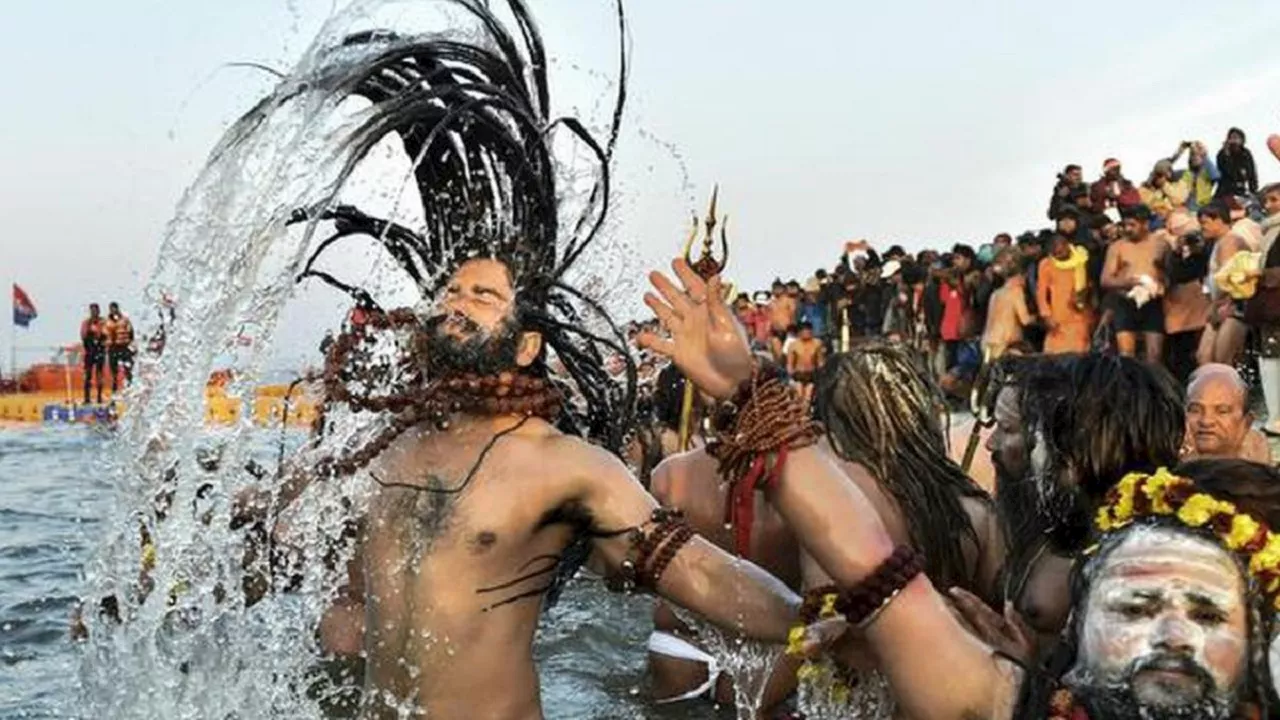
[1166,140,1220,211]
[1102,204,1169,364]
[797,277,828,342]
[1089,158,1140,213]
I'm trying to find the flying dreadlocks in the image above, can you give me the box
[296,0,637,472]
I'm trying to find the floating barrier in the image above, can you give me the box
[0,385,319,428]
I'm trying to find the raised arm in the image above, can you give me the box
[571,440,799,643]
[638,258,1015,720]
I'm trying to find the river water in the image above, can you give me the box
[0,426,728,719]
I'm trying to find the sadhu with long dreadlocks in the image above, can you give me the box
[231,2,828,718]
[813,343,1004,603]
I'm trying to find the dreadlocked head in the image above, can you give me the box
[290,0,636,454]
[994,353,1185,556]
[814,342,989,595]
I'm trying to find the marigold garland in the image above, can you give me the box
[1094,467,1280,610]
[785,588,853,705]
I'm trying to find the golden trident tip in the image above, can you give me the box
[683,185,729,280]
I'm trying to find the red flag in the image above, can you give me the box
[12,284,37,328]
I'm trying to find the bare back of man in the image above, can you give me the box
[820,441,1003,610]
[981,277,1031,361]
[647,449,802,713]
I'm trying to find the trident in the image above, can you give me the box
[678,186,730,452]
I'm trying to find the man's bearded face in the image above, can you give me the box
[988,388,1029,496]
[424,309,521,377]
[424,258,524,377]
[1067,527,1249,720]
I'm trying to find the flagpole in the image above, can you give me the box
[9,298,15,382]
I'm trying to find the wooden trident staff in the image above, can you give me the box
[678,187,730,451]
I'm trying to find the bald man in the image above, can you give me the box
[1183,363,1273,463]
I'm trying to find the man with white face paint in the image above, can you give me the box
[1063,525,1249,718]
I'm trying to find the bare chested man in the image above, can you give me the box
[1102,204,1169,364]
[227,8,826,715]
[767,280,797,359]
[960,353,1185,662]
[981,252,1033,361]
[786,321,824,405]
[261,258,807,720]
[1197,202,1255,366]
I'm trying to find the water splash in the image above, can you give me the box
[74,2,629,718]
[670,606,784,719]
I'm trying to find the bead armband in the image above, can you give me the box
[707,362,823,556]
[605,508,695,594]
[793,545,924,632]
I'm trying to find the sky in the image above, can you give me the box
[3,0,1280,373]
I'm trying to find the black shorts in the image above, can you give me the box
[84,347,105,367]
[109,347,134,367]
[1112,298,1164,334]
[792,370,814,384]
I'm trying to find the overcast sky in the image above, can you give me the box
[4,0,1280,372]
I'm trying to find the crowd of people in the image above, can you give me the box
[713,130,1280,438]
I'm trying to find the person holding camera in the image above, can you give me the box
[1215,127,1258,200]
[1047,163,1085,220]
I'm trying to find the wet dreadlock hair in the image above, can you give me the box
[292,0,636,461]
[814,341,990,596]
[999,353,1184,559]
[1014,515,1272,719]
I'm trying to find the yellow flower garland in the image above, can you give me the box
[1095,468,1280,610]
[786,590,853,704]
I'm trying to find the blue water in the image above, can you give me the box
[0,428,723,719]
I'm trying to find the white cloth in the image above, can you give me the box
[647,631,721,704]
[1126,274,1160,308]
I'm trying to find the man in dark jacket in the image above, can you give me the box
[1215,126,1258,199]
[1089,158,1141,212]
[1047,164,1086,220]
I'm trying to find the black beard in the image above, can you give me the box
[1065,655,1233,720]
[423,312,522,378]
